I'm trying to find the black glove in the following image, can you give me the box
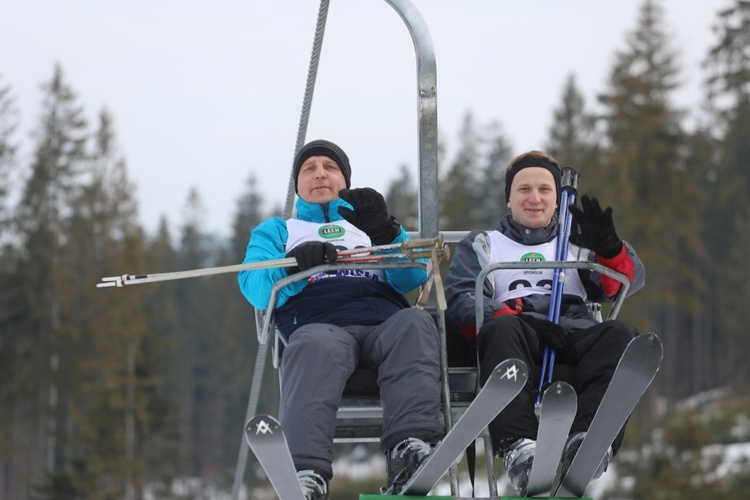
[569,195,623,259]
[285,241,337,274]
[337,188,401,245]
[519,314,569,354]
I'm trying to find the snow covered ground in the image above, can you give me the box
[142,438,750,498]
[331,438,750,498]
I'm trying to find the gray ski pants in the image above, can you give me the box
[279,307,445,479]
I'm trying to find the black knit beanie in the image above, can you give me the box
[293,139,351,193]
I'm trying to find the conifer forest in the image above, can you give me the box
[1,1,750,498]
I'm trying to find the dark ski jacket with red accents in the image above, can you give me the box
[444,214,644,339]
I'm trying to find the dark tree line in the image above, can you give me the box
[1,0,749,498]
[0,65,280,499]
[401,2,750,497]
[430,0,750,409]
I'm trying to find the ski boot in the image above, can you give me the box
[502,438,536,496]
[381,437,433,494]
[297,469,329,500]
[560,431,612,481]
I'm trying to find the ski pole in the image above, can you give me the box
[536,167,579,407]
[97,236,446,288]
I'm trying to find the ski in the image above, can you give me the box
[526,381,577,497]
[244,415,306,500]
[554,333,663,498]
[397,358,529,495]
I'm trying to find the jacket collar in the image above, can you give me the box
[498,214,559,245]
[295,197,351,223]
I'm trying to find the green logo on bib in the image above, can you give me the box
[520,252,545,263]
[319,224,345,239]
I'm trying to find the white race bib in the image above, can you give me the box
[487,231,587,302]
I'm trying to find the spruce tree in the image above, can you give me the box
[440,112,512,231]
[142,218,186,488]
[596,0,703,402]
[230,174,265,262]
[13,65,89,493]
[0,77,18,232]
[439,113,483,231]
[475,121,513,230]
[385,165,418,231]
[63,109,182,497]
[173,188,229,480]
[703,0,750,390]
[545,74,603,188]
[0,74,23,500]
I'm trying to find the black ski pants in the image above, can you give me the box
[476,315,639,456]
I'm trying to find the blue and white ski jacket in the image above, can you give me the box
[238,196,427,336]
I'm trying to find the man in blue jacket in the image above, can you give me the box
[238,140,444,499]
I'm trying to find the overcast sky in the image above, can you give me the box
[2,0,731,239]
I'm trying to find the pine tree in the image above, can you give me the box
[230,174,265,262]
[680,125,725,394]
[0,76,18,233]
[440,112,512,231]
[545,74,603,188]
[705,0,750,140]
[384,165,418,231]
[62,109,182,498]
[0,75,18,376]
[596,0,704,403]
[703,0,750,390]
[172,188,232,480]
[11,65,90,494]
[0,74,24,500]
[141,218,186,487]
[62,109,139,497]
[475,121,514,230]
[439,113,482,231]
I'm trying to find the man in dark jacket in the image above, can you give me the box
[238,140,444,499]
[444,150,645,496]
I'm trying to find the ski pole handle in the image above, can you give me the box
[561,166,579,194]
